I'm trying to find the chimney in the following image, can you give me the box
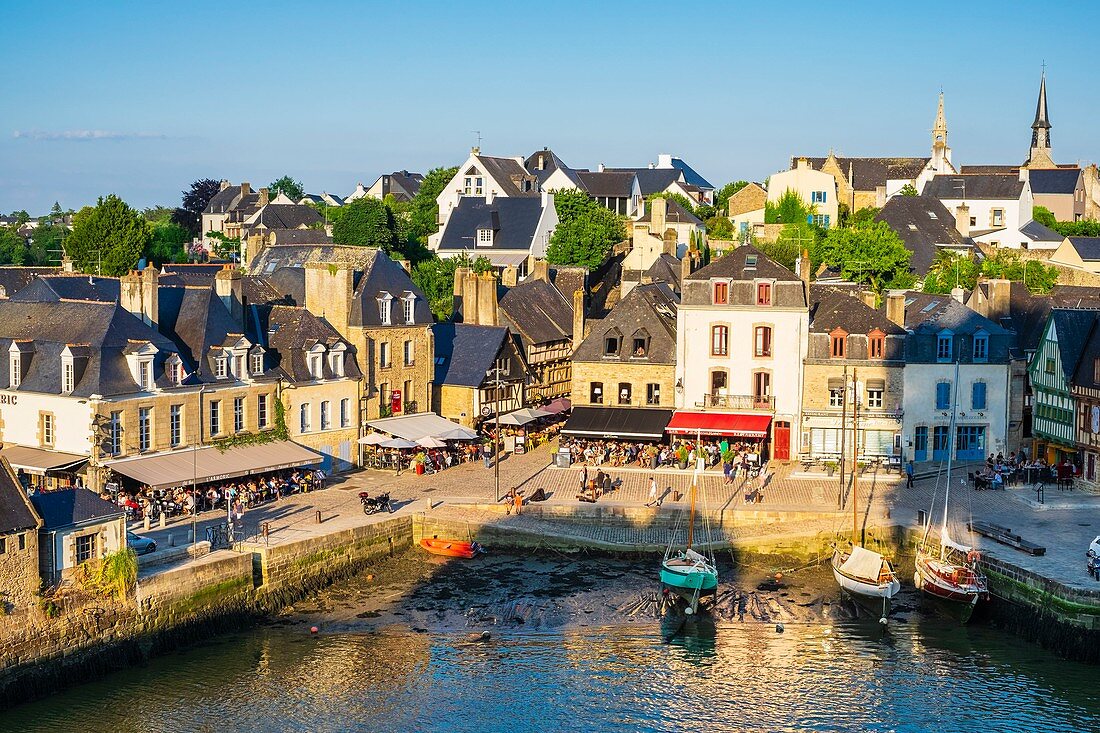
[542,189,554,210]
[219,179,230,191]
[986,278,1011,323]
[657,153,673,169]
[885,290,907,327]
[797,157,809,170]
[486,190,495,205]
[950,286,965,304]
[304,262,353,339]
[476,272,498,326]
[859,289,876,309]
[501,264,518,288]
[451,266,471,321]
[259,187,270,207]
[572,289,585,351]
[463,270,480,326]
[531,258,550,283]
[798,249,812,290]
[598,163,605,173]
[120,266,159,328]
[215,264,243,325]
[649,197,667,236]
[61,256,75,273]
[241,182,251,197]
[680,253,694,285]
[955,204,970,238]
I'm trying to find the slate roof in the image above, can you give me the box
[159,264,224,286]
[896,291,1010,336]
[794,157,928,190]
[645,253,682,292]
[1071,316,1100,390]
[431,323,509,387]
[257,304,361,382]
[248,244,380,275]
[575,171,635,198]
[809,287,906,335]
[960,165,1018,175]
[0,459,38,535]
[638,199,702,226]
[574,282,678,364]
[686,244,801,283]
[245,203,323,231]
[348,252,433,328]
[875,197,974,274]
[727,183,767,216]
[973,282,1100,354]
[498,279,573,346]
[524,149,571,185]
[436,198,545,252]
[923,174,1025,200]
[1020,219,1064,245]
[1047,308,1100,381]
[10,275,120,303]
[1029,168,1081,195]
[668,157,714,191]
[157,286,244,379]
[548,267,587,303]
[618,168,683,195]
[1066,237,1100,262]
[30,488,123,530]
[242,275,294,307]
[270,229,334,246]
[475,155,539,197]
[204,184,242,214]
[0,267,62,297]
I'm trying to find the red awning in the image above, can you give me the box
[665,411,773,438]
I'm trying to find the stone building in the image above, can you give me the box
[31,488,125,584]
[0,457,41,614]
[802,288,907,462]
[431,323,527,428]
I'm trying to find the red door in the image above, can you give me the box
[773,421,790,461]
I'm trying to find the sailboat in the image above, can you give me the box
[660,455,718,614]
[830,368,901,622]
[914,362,990,623]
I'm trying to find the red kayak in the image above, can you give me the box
[419,538,484,559]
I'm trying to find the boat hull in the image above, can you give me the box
[419,538,482,559]
[914,554,989,623]
[830,552,901,600]
[660,565,719,593]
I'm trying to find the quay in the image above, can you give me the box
[3,441,1099,708]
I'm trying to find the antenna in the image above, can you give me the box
[471,130,482,148]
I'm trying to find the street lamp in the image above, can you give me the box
[486,365,508,502]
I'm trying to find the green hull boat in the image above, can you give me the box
[661,551,719,593]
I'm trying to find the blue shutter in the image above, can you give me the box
[824,214,830,228]
[936,382,950,409]
[972,382,987,410]
[822,190,827,203]
[807,214,814,225]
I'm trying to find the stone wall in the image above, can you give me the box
[570,360,676,409]
[0,529,38,614]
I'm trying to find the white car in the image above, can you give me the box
[1089,536,1100,558]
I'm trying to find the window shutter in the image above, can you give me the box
[807,214,813,225]
[936,382,950,409]
[972,382,987,410]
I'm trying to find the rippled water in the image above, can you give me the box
[3,617,1097,733]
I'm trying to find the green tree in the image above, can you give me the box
[898,183,919,196]
[715,181,749,212]
[407,166,458,245]
[64,195,150,275]
[818,221,913,290]
[546,189,626,269]
[146,222,191,264]
[705,215,734,239]
[1051,220,1100,237]
[921,251,979,294]
[0,227,27,265]
[758,221,823,272]
[142,206,174,225]
[172,178,221,237]
[7,210,30,226]
[332,196,397,250]
[764,189,814,225]
[1032,205,1057,228]
[980,250,1058,293]
[27,222,64,265]
[849,206,881,227]
[205,231,241,261]
[411,252,493,320]
[268,175,305,202]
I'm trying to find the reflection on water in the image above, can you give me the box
[3,615,1097,733]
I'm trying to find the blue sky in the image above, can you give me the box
[2,0,1097,214]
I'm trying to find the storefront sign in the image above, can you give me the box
[0,393,18,405]
[390,389,402,415]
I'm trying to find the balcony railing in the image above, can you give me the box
[695,394,775,411]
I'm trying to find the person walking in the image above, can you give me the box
[579,465,588,493]
[647,476,658,507]
[905,460,915,489]
[483,443,492,469]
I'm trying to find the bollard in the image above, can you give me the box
[168,533,175,547]
[159,512,167,528]
[143,516,151,531]
[261,522,270,539]
[315,510,322,524]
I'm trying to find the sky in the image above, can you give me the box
[2,0,1098,214]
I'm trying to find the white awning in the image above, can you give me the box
[366,413,471,441]
[105,441,321,490]
[483,252,531,267]
[0,446,87,476]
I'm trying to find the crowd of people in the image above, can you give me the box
[561,437,765,473]
[972,451,1079,490]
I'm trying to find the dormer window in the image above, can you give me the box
[631,330,649,357]
[477,228,493,247]
[973,331,989,362]
[329,344,346,377]
[378,294,393,325]
[215,355,228,379]
[936,330,953,362]
[756,281,772,306]
[402,294,416,324]
[233,354,245,379]
[62,361,74,394]
[830,328,848,358]
[868,329,885,359]
[8,352,20,389]
[139,360,152,390]
[713,281,728,305]
[251,352,263,375]
[309,354,323,379]
[603,331,620,356]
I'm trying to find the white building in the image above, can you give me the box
[922,173,1048,249]
[430,149,539,248]
[767,159,839,228]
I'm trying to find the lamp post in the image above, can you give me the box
[485,365,508,502]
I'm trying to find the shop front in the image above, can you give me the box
[0,446,88,491]
[561,407,673,442]
[665,411,773,458]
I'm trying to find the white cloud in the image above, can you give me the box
[12,129,168,141]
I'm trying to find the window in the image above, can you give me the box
[969,216,976,227]
[812,214,831,228]
[618,383,632,405]
[40,413,54,447]
[320,400,331,430]
[300,403,311,433]
[811,190,828,204]
[380,342,391,368]
[404,340,414,366]
[869,331,885,359]
[477,228,493,246]
[646,383,661,405]
[972,381,987,410]
[867,388,884,409]
[233,397,244,433]
[139,360,151,390]
[936,333,953,362]
[309,353,323,379]
[973,334,988,362]
[753,371,771,403]
[603,336,619,356]
[378,295,392,325]
[9,353,20,388]
[711,325,729,356]
[713,282,728,304]
[992,209,1004,227]
[710,369,728,394]
[170,404,182,447]
[829,387,844,408]
[933,426,950,454]
[75,534,96,565]
[138,407,151,451]
[403,380,413,410]
[590,382,603,404]
[329,350,344,377]
[403,296,416,324]
[108,411,121,455]
[935,382,951,410]
[756,282,772,306]
[258,394,269,429]
[1045,357,1056,374]
[830,329,847,358]
[632,337,647,357]
[234,355,245,379]
[340,398,351,427]
[754,326,772,357]
[215,356,228,379]
[251,352,263,375]
[914,426,928,453]
[210,400,221,435]
[62,361,74,393]
[1095,358,1100,384]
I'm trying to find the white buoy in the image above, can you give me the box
[879,617,889,626]
[684,606,694,615]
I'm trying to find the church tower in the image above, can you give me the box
[1025,71,1056,169]
[930,92,952,170]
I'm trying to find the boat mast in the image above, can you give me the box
[687,428,699,549]
[852,368,859,547]
[838,364,848,500]
[943,361,960,532]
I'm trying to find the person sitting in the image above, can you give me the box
[991,471,1004,490]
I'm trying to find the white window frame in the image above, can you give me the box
[340,398,351,428]
[258,394,269,429]
[62,361,74,394]
[138,407,151,452]
[403,295,416,324]
[300,403,311,433]
[320,400,331,430]
[108,411,122,455]
[404,339,414,366]
[378,294,393,325]
[8,352,20,388]
[328,350,343,377]
[139,360,152,390]
[215,355,228,379]
[867,389,884,409]
[233,397,244,433]
[41,413,54,447]
[210,400,221,436]
[169,404,182,447]
[477,228,493,247]
[251,352,263,375]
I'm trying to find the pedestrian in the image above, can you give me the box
[579,465,588,493]
[905,460,915,489]
[647,476,658,507]
[483,443,492,469]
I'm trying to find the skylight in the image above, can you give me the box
[921,301,940,313]
[745,254,758,267]
[908,224,918,231]
[928,212,938,219]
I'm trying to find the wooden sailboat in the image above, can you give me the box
[914,362,990,623]
[660,454,718,614]
[830,367,901,622]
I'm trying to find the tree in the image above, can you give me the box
[764,189,814,225]
[759,221,822,272]
[143,206,174,225]
[146,222,191,264]
[407,166,458,245]
[921,251,979,294]
[27,222,64,265]
[848,206,880,227]
[817,221,913,290]
[172,178,221,237]
[7,211,30,227]
[64,195,150,275]
[715,181,749,212]
[898,183,919,196]
[205,231,241,261]
[0,227,27,265]
[1050,220,1100,237]
[268,175,305,202]
[411,252,492,320]
[981,251,1058,294]
[1033,205,1057,228]
[332,196,397,250]
[705,215,734,239]
[546,189,626,269]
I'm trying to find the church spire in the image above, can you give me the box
[932,91,948,147]
[1027,69,1055,169]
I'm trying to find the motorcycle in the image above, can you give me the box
[359,491,394,515]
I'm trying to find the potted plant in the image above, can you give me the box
[676,445,689,470]
[824,461,837,477]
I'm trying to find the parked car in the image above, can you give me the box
[127,531,157,555]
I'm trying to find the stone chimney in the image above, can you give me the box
[597,163,605,173]
[219,179,230,191]
[259,187,270,207]
[240,182,251,197]
[531,258,550,283]
[451,266,471,321]
[304,262,353,339]
[885,290,907,327]
[859,289,876,309]
[798,249,812,290]
[463,269,481,325]
[476,272,498,326]
[501,264,518,288]
[121,265,159,327]
[61,256,74,273]
[955,204,970,238]
[950,286,965,304]
[986,278,1011,323]
[215,264,243,325]
[649,197,667,236]
[657,153,673,169]
[680,253,694,285]
[796,157,809,170]
[572,289,585,351]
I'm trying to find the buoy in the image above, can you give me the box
[775,623,784,633]
[774,572,783,582]
[879,617,889,626]
[366,574,375,581]
[310,626,319,634]
[685,606,695,615]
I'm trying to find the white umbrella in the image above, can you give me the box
[379,438,418,449]
[416,436,447,448]
[491,412,528,426]
[436,427,480,440]
[358,433,388,445]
